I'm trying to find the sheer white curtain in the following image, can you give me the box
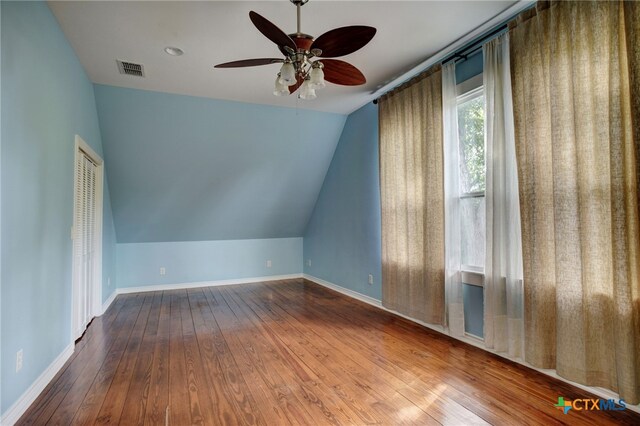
[483,33,524,358]
[442,62,464,337]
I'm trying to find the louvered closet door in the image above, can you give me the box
[73,150,97,335]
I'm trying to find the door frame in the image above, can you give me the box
[71,135,104,340]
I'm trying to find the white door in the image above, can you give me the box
[71,135,103,340]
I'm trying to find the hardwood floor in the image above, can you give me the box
[18,279,640,425]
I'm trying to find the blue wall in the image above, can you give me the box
[1,1,117,414]
[463,284,484,337]
[94,85,346,243]
[0,0,486,417]
[117,238,302,288]
[102,182,117,302]
[303,55,484,302]
[303,103,382,299]
[456,50,483,83]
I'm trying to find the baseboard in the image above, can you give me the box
[302,274,639,414]
[302,274,383,307]
[101,290,117,315]
[1,343,74,426]
[303,274,447,334]
[116,273,303,295]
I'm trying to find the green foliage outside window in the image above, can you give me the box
[457,95,485,194]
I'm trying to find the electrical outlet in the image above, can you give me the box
[160,267,166,276]
[368,274,374,285]
[16,349,23,372]
[266,260,272,268]
[306,259,312,267]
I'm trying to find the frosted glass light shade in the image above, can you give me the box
[299,80,317,100]
[309,67,325,89]
[279,63,296,86]
[273,75,289,96]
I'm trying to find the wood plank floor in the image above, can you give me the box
[18,279,640,425]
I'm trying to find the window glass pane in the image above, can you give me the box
[457,95,485,194]
[460,196,485,268]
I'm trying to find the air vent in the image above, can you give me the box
[117,60,145,77]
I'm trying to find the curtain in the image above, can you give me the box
[379,66,445,325]
[483,33,524,358]
[510,1,640,403]
[442,63,465,337]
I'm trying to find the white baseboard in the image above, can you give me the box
[116,273,303,295]
[101,290,117,315]
[303,274,382,307]
[1,343,74,426]
[302,274,639,414]
[303,274,447,335]
[102,274,303,312]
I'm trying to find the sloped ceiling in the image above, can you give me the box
[63,1,521,244]
[94,85,346,243]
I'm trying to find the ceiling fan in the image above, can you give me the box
[214,0,376,100]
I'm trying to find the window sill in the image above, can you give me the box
[461,269,484,287]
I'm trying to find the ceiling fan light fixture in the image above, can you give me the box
[273,74,289,96]
[214,2,375,100]
[299,79,317,100]
[309,64,325,89]
[279,62,296,86]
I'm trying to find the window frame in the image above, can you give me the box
[456,82,486,276]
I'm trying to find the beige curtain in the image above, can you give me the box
[378,66,445,325]
[510,1,640,404]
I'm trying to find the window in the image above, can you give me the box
[457,86,485,272]
[457,83,485,339]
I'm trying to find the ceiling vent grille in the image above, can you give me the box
[117,60,145,77]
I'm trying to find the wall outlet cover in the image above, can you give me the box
[16,349,23,372]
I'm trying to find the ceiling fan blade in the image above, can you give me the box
[288,74,305,94]
[215,58,284,68]
[321,59,366,86]
[249,11,296,51]
[311,26,376,58]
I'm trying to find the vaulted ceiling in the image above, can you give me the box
[50,1,520,243]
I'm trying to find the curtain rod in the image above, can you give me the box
[440,24,508,65]
[372,26,505,105]
[371,1,535,104]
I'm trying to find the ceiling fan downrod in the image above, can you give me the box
[293,0,305,34]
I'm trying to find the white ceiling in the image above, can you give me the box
[49,0,518,115]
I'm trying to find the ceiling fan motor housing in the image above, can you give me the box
[291,33,313,51]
